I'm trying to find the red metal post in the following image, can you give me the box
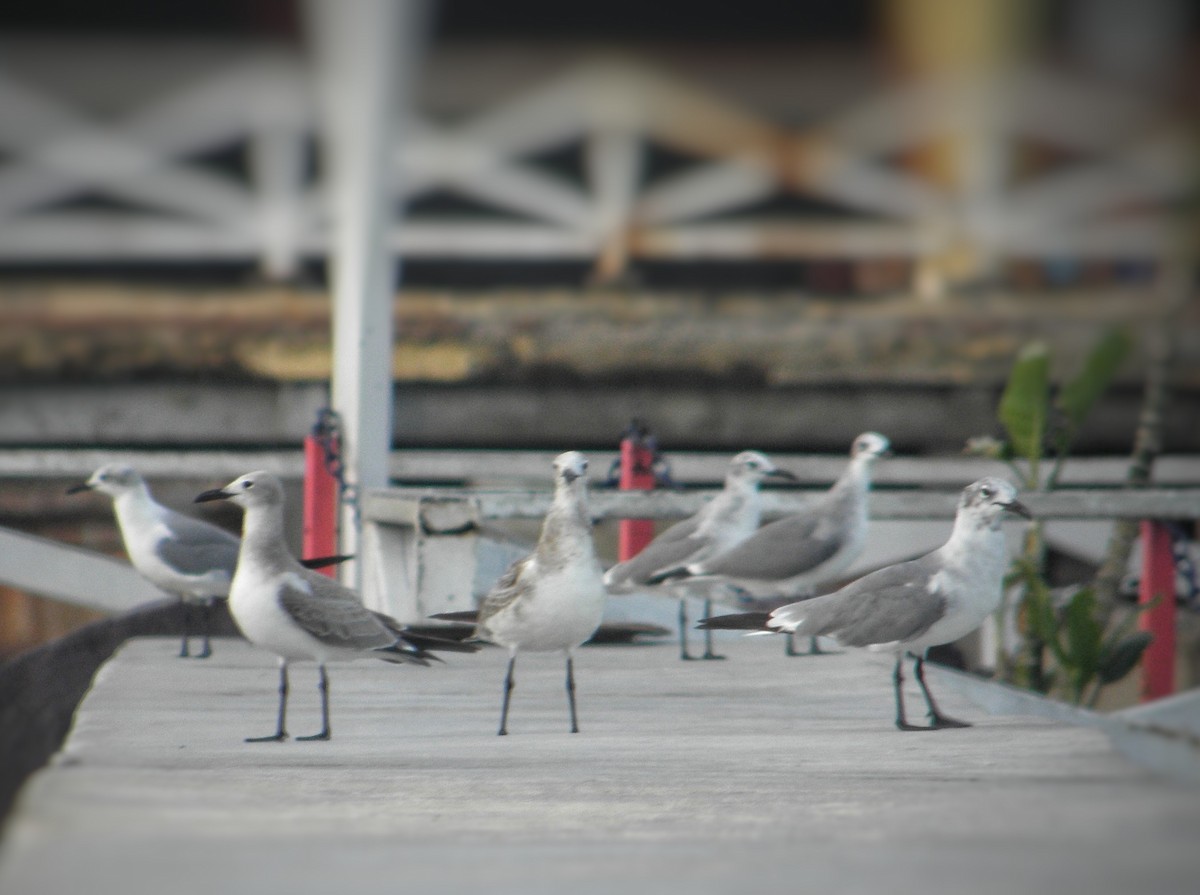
[617,431,657,562]
[303,432,339,577]
[1138,520,1176,701]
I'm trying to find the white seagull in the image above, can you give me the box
[196,471,476,742]
[603,450,797,660]
[699,477,1031,730]
[434,451,606,736]
[649,432,891,655]
[68,463,241,659]
[68,463,348,658]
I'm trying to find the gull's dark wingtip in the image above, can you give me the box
[696,611,772,631]
[428,610,480,624]
[645,566,689,586]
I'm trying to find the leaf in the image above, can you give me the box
[1063,587,1102,699]
[1055,328,1132,448]
[1097,630,1154,684]
[999,342,1050,479]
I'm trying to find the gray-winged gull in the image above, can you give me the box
[650,432,890,655]
[69,463,348,658]
[69,463,243,659]
[196,471,476,742]
[699,477,1031,730]
[603,450,796,660]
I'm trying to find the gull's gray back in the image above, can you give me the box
[153,509,240,578]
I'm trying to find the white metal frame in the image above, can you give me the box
[0,40,1188,277]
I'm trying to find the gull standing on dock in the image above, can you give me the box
[603,451,796,660]
[649,433,890,655]
[196,471,475,742]
[69,463,349,659]
[68,464,241,659]
[435,451,606,736]
[699,477,1031,730]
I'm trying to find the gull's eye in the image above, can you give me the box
[244,480,254,489]
[980,486,993,499]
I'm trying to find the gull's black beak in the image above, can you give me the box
[1005,499,1033,520]
[767,468,799,482]
[65,482,93,495]
[195,488,232,504]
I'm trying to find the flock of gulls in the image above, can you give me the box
[67,433,1032,739]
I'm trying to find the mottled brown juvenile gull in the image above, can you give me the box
[700,477,1032,730]
[434,451,606,736]
[603,450,796,660]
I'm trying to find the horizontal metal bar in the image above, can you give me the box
[4,448,1199,488]
[365,486,1200,524]
[0,524,162,612]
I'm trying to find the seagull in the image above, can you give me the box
[434,451,606,736]
[68,463,349,659]
[603,450,797,661]
[648,432,891,656]
[699,477,1032,731]
[195,470,476,742]
[68,463,243,659]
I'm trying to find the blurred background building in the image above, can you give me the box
[1,0,1198,654]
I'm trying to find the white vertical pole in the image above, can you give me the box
[305,0,424,588]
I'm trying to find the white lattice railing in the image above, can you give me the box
[0,39,1190,281]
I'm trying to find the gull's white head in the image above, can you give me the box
[728,450,798,485]
[553,451,589,486]
[67,463,144,498]
[958,477,1033,528]
[195,470,286,510]
[851,432,891,462]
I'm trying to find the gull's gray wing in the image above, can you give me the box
[154,512,240,577]
[277,578,399,652]
[770,556,946,648]
[605,521,709,588]
[698,512,842,580]
[647,515,701,546]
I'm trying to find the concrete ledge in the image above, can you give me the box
[930,665,1200,785]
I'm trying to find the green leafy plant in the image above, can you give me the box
[972,328,1150,704]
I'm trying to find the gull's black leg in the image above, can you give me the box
[195,598,213,659]
[785,631,800,656]
[809,635,822,655]
[297,665,332,740]
[914,655,971,729]
[678,598,694,661]
[247,662,289,742]
[498,655,517,736]
[701,598,725,660]
[178,599,190,658]
[894,655,924,731]
[565,653,580,733]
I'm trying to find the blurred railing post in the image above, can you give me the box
[303,413,340,578]
[1138,520,1177,701]
[617,422,658,562]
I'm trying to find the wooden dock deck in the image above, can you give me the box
[1,635,1197,895]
